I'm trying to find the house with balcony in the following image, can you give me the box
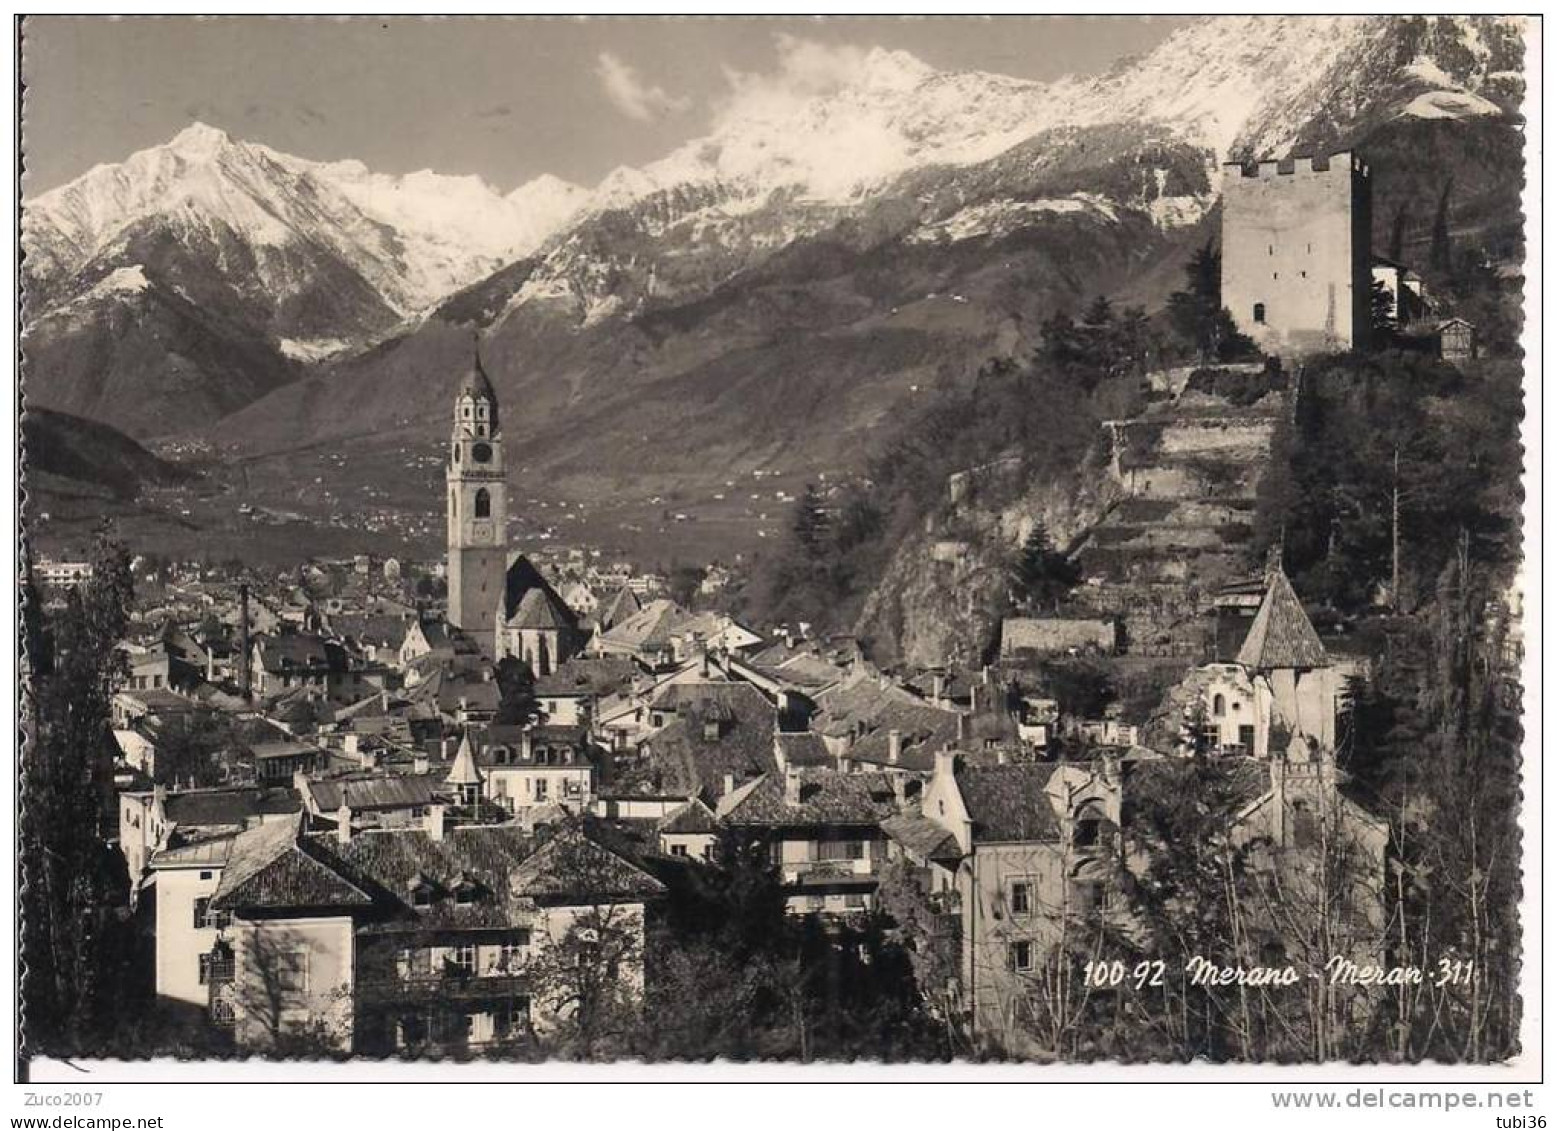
[716,766,900,916]
[149,811,664,1055]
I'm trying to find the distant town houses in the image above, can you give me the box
[100,354,1396,1059]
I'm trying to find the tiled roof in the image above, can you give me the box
[657,798,719,835]
[1236,569,1329,669]
[533,654,639,698]
[956,763,1061,844]
[775,731,831,768]
[508,828,667,903]
[307,774,443,813]
[164,786,301,828]
[719,769,898,828]
[596,587,642,631]
[211,814,373,912]
[881,806,959,859]
[596,599,696,654]
[500,556,577,629]
[639,687,779,802]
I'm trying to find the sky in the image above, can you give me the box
[21,15,1190,195]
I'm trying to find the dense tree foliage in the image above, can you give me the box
[21,528,142,1055]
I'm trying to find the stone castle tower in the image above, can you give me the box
[1221,150,1372,355]
[446,355,506,657]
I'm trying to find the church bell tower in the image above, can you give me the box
[446,353,506,657]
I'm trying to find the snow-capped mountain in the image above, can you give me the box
[23,122,586,319]
[22,14,1525,447]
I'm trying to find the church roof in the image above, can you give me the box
[500,555,578,631]
[1236,568,1329,670]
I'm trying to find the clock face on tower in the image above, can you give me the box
[472,442,493,464]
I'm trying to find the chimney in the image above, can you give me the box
[335,803,353,844]
[969,684,980,714]
[723,772,736,798]
[956,712,968,743]
[428,804,447,842]
[931,673,945,706]
[784,766,803,807]
[521,728,534,761]
[888,729,902,765]
[891,775,907,806]
[413,752,430,775]
[933,749,957,785]
[440,735,452,760]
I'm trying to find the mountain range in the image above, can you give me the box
[21,15,1526,521]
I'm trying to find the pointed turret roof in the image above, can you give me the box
[1236,566,1328,670]
[446,732,484,787]
[457,349,499,430]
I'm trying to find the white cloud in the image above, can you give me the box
[715,34,927,127]
[596,52,690,122]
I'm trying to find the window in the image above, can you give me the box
[534,779,548,801]
[193,897,229,931]
[1253,302,1266,323]
[1074,814,1105,850]
[448,945,476,977]
[454,884,478,906]
[275,949,308,993]
[819,840,865,861]
[493,998,530,1040]
[398,947,433,981]
[670,843,688,858]
[471,442,492,464]
[411,885,435,908]
[1212,693,1226,718]
[494,935,529,972]
[1008,881,1033,917]
[474,488,491,519]
[199,870,213,881]
[1238,725,1256,751]
[1009,940,1034,972]
[844,892,867,910]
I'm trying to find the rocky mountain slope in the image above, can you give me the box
[21,15,1526,517]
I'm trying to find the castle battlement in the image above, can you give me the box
[1223,151,1369,180]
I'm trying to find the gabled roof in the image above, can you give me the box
[955,763,1061,844]
[596,586,642,632]
[507,828,667,903]
[719,769,898,828]
[500,555,578,630]
[881,806,959,860]
[657,798,719,835]
[1236,568,1328,670]
[210,814,373,912]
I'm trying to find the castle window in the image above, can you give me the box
[1213,693,1226,718]
[475,489,491,519]
[1253,303,1266,324]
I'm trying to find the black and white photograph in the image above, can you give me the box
[11,11,1540,1090]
